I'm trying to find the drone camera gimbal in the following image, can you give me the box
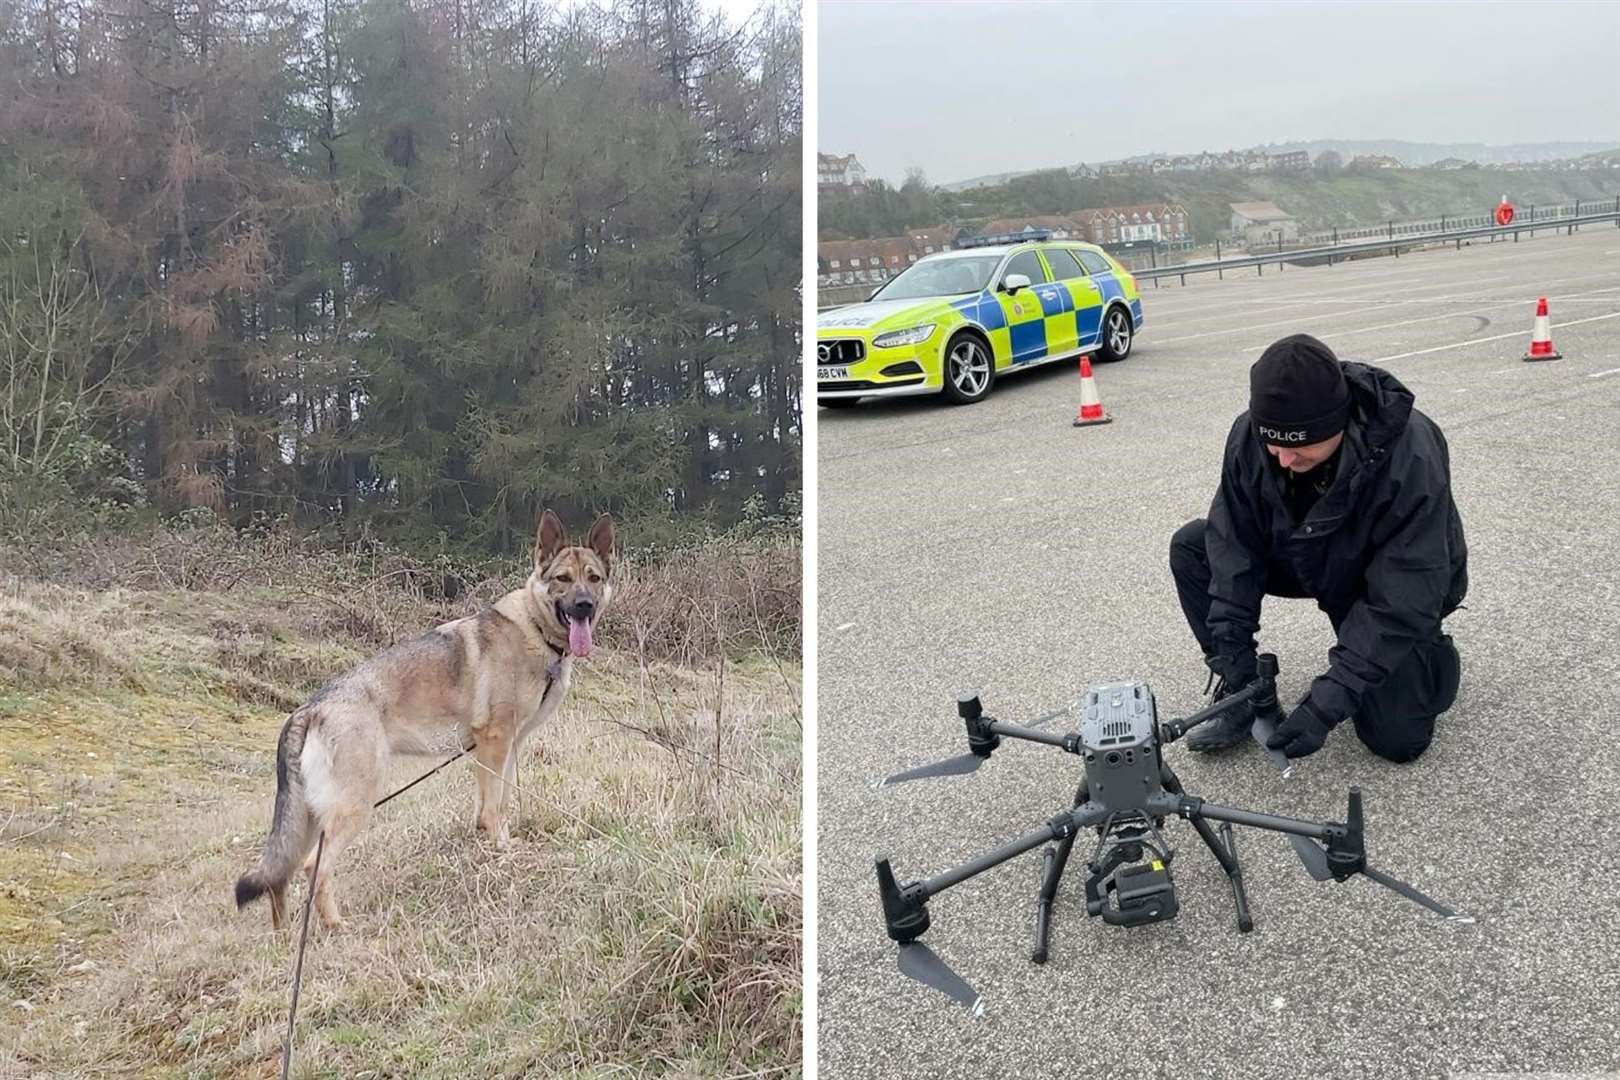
[872,653,1471,1011]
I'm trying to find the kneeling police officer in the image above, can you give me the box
[1170,333,1467,762]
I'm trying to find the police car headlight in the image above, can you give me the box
[871,324,936,348]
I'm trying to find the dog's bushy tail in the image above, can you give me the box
[235,709,315,910]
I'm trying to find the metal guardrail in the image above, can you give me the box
[1133,203,1620,286]
[1296,198,1615,246]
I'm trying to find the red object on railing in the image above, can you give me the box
[1495,201,1515,227]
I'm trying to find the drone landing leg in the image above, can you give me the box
[1162,763,1254,933]
[1032,779,1091,963]
[1031,830,1078,964]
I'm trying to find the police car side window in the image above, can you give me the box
[1002,250,1048,287]
[1045,249,1088,281]
[1077,250,1114,275]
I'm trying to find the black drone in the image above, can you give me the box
[873,654,1472,1012]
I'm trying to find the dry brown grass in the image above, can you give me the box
[0,518,801,670]
[0,531,801,1078]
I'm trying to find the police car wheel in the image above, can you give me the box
[1099,306,1133,362]
[819,398,861,409]
[941,334,994,404]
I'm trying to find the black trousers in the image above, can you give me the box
[1169,518,1460,763]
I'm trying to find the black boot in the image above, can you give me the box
[1186,670,1256,752]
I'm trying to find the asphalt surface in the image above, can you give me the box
[815,226,1620,1080]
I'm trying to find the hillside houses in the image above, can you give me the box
[1349,154,1403,170]
[816,204,1191,289]
[972,203,1190,249]
[1066,146,1618,181]
[1082,148,1319,176]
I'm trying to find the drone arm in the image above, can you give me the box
[922,803,1111,896]
[1150,793,1344,845]
[956,693,1078,760]
[985,720,1076,752]
[1161,653,1280,742]
[876,803,1112,942]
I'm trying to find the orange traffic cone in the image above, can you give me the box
[1523,297,1562,362]
[1072,355,1112,427]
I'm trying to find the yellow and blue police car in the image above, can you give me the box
[816,231,1144,407]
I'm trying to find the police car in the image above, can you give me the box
[816,230,1144,407]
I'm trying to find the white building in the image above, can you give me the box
[1229,201,1299,245]
[818,153,868,190]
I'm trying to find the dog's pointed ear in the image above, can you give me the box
[535,509,565,570]
[586,513,615,572]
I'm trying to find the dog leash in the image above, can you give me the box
[281,830,324,1080]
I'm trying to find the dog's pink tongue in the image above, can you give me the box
[568,617,593,657]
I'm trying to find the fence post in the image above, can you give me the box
[1529,204,1534,238]
[1573,199,1579,235]
[1216,238,1223,280]
[1389,219,1397,258]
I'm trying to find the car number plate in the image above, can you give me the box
[817,366,850,381]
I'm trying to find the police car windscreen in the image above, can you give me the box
[873,255,1002,301]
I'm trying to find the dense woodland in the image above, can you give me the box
[0,0,801,554]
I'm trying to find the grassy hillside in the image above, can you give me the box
[1154,167,1620,241]
[0,523,801,1077]
[821,167,1620,244]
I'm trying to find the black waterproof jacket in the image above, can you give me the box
[1205,362,1468,722]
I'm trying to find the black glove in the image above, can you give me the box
[1265,699,1334,759]
[1207,650,1258,696]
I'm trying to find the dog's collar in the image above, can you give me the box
[536,613,570,662]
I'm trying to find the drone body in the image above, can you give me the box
[1078,681,1163,812]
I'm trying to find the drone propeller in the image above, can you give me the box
[1285,791,1473,923]
[1287,832,1334,881]
[897,941,983,1014]
[1359,866,1473,922]
[878,752,988,788]
[875,705,1072,789]
[1247,709,1296,778]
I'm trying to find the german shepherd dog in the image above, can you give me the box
[234,510,615,930]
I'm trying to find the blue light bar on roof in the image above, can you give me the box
[957,228,1054,249]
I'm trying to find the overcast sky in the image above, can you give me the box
[819,0,1620,186]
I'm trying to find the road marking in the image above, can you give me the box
[1212,280,1620,307]
[1148,277,1521,344]
[1149,268,1620,335]
[1141,240,1616,312]
[1369,310,1620,362]
[1146,269,1512,318]
[1235,282,1620,350]
[1590,368,1620,379]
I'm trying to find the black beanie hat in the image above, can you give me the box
[1249,334,1350,446]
